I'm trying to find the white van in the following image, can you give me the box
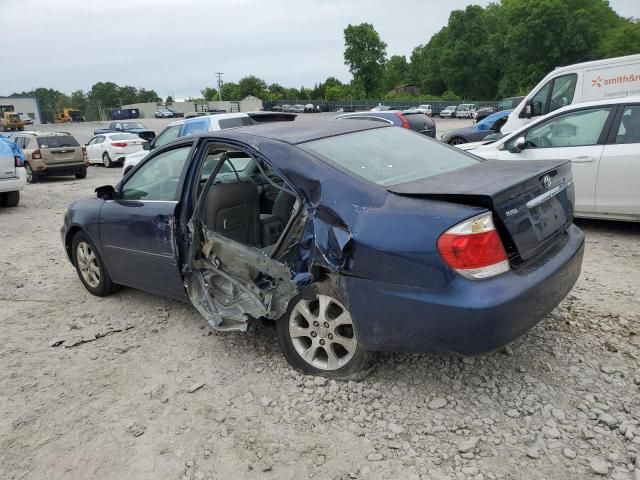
[502,54,640,133]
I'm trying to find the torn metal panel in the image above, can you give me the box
[186,229,297,331]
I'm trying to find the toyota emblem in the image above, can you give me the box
[542,174,552,189]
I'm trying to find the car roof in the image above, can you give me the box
[223,119,388,145]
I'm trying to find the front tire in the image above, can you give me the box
[276,281,376,380]
[72,232,117,296]
[448,137,466,146]
[102,152,113,168]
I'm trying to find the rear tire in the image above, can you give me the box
[276,280,376,380]
[102,152,113,168]
[25,163,39,183]
[75,168,87,179]
[71,232,118,297]
[448,137,466,146]
[3,191,20,207]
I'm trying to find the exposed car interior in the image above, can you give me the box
[197,147,298,254]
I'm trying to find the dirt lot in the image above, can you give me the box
[1,121,639,480]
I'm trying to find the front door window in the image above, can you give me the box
[121,145,192,201]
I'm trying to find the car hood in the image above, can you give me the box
[442,126,476,139]
[456,139,498,151]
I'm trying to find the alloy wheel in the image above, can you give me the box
[288,294,357,371]
[76,241,100,288]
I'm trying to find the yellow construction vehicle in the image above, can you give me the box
[0,109,25,131]
[54,108,84,123]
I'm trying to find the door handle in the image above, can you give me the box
[570,156,597,164]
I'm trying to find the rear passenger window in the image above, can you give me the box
[614,106,640,145]
[181,119,209,137]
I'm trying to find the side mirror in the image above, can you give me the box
[525,102,532,119]
[95,185,118,200]
[143,141,151,150]
[510,136,526,153]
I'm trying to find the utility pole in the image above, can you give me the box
[215,72,223,101]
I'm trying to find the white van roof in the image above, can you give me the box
[552,54,640,74]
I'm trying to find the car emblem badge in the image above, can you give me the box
[542,175,552,189]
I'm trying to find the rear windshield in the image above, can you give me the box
[403,112,431,130]
[299,127,480,186]
[218,117,253,129]
[36,136,80,148]
[122,122,146,130]
[110,133,139,141]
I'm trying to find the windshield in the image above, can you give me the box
[122,122,146,130]
[300,127,480,186]
[110,133,139,141]
[36,136,80,148]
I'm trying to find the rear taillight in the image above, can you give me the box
[32,149,42,159]
[395,112,410,129]
[82,146,87,157]
[437,212,509,280]
[15,155,23,167]
[111,142,128,148]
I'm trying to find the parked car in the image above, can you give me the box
[155,110,173,118]
[455,104,477,119]
[270,105,283,112]
[85,132,147,168]
[304,104,315,113]
[62,120,584,378]
[497,96,525,111]
[281,104,292,112]
[167,108,184,118]
[414,104,433,116]
[0,136,26,207]
[18,114,34,125]
[502,54,640,133]
[473,106,496,122]
[11,131,86,183]
[291,105,305,113]
[441,110,511,145]
[122,111,297,175]
[335,110,436,138]
[439,106,457,118]
[462,97,640,221]
[94,121,155,143]
[371,105,392,111]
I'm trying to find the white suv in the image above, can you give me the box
[122,112,296,175]
[0,137,27,207]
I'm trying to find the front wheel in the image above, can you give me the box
[72,232,118,296]
[276,281,376,380]
[448,137,466,146]
[102,152,113,168]
[1,191,20,207]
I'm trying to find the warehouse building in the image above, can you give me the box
[123,96,263,119]
[0,96,42,124]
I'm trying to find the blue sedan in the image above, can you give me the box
[61,120,584,379]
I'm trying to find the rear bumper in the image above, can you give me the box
[0,167,27,192]
[344,224,585,354]
[38,163,86,176]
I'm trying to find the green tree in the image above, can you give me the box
[599,18,640,57]
[117,85,138,105]
[165,95,174,103]
[343,23,387,96]
[201,87,218,101]
[384,55,409,92]
[70,90,88,113]
[220,82,240,100]
[136,88,161,103]
[238,75,268,98]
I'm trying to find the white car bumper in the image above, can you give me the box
[122,150,149,175]
[0,167,27,193]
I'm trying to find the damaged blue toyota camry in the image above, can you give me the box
[61,120,584,379]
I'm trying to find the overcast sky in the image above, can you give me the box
[2,0,638,99]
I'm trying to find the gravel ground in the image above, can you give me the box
[0,123,639,480]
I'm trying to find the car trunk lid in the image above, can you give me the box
[0,147,16,179]
[388,159,574,264]
[37,136,82,165]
